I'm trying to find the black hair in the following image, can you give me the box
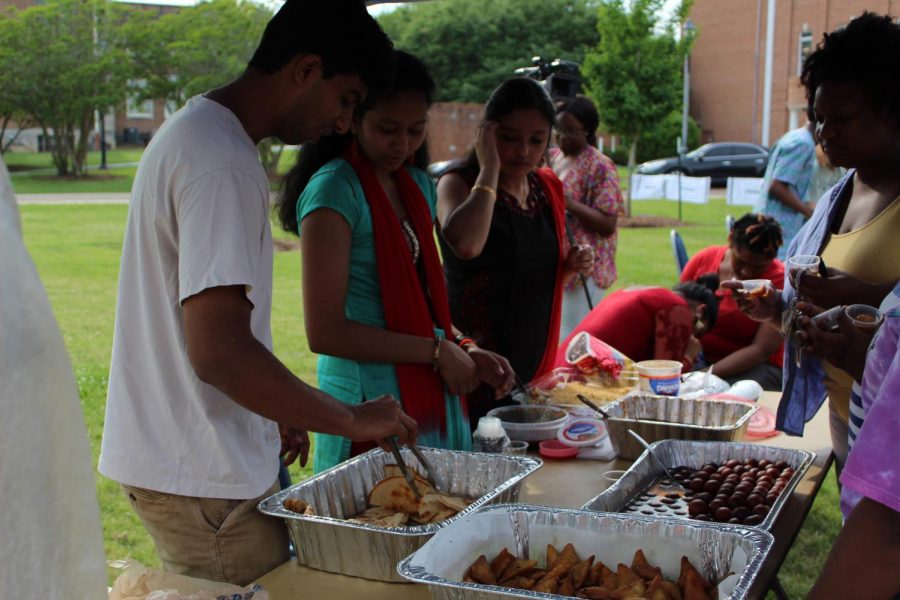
[455,77,557,171]
[674,274,720,331]
[730,213,783,259]
[249,0,394,93]
[801,12,900,124]
[556,95,600,146]
[277,50,436,234]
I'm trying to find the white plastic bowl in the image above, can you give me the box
[486,405,569,442]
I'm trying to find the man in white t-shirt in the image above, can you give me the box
[99,0,416,586]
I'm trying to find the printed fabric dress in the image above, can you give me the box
[549,145,624,291]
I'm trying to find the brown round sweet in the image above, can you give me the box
[753,504,770,517]
[696,492,713,504]
[747,493,763,508]
[702,464,717,474]
[727,493,747,508]
[743,514,764,526]
[728,517,741,524]
[732,506,751,521]
[775,460,789,470]
[719,483,735,496]
[709,499,725,513]
[694,514,711,521]
[688,499,709,516]
[694,470,709,482]
[758,459,771,468]
[704,479,721,494]
[726,459,740,468]
[689,478,706,492]
[766,493,778,505]
[714,506,732,522]
[735,482,753,495]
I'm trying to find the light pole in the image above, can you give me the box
[679,18,695,223]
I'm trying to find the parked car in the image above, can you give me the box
[635,142,769,186]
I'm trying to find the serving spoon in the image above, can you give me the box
[626,429,687,492]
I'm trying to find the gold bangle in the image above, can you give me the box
[431,337,441,372]
[471,183,496,199]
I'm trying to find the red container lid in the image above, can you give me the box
[538,439,580,459]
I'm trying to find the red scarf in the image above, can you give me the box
[532,167,568,380]
[343,141,459,435]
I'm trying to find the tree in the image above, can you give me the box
[123,0,277,174]
[0,0,133,176]
[582,0,694,212]
[379,0,599,103]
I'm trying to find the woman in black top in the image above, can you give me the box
[437,78,593,428]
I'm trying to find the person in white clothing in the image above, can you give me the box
[99,0,416,586]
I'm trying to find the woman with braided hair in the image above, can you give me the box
[680,213,785,389]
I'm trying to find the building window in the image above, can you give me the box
[126,80,154,119]
[797,29,813,76]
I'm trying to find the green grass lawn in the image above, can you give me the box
[18,198,838,596]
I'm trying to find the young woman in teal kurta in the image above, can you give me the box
[277,52,514,472]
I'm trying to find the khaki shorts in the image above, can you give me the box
[122,480,289,586]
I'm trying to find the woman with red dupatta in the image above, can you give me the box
[437,78,594,428]
[277,52,515,472]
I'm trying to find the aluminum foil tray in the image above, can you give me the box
[397,503,774,600]
[581,439,815,531]
[257,447,542,582]
[604,394,758,459]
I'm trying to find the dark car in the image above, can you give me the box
[636,142,769,186]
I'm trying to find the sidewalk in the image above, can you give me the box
[17,193,130,205]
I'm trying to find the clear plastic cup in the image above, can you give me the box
[737,279,774,299]
[502,440,529,455]
[844,304,883,333]
[810,305,843,332]
[787,254,821,287]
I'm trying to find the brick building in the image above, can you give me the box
[688,0,899,146]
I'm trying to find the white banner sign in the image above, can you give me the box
[726,177,765,205]
[662,174,711,204]
[630,173,711,204]
[630,174,667,200]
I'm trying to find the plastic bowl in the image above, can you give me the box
[635,360,682,396]
[487,405,569,442]
[538,439,580,459]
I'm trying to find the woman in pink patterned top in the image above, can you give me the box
[549,95,624,338]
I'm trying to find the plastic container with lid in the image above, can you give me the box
[635,360,682,396]
[472,416,509,453]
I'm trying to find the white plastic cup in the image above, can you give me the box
[635,360,682,396]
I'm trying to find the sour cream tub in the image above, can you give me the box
[635,360,682,396]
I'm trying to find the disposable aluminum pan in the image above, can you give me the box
[258,447,541,582]
[604,394,758,459]
[397,503,774,600]
[581,439,815,531]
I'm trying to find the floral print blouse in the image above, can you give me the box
[549,145,624,290]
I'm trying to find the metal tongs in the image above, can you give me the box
[385,438,443,499]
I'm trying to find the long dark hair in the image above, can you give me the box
[454,77,557,171]
[556,95,599,147]
[674,273,720,331]
[277,50,436,234]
